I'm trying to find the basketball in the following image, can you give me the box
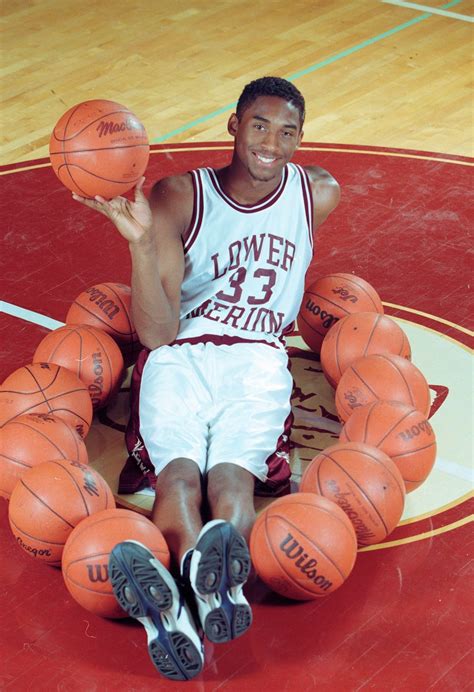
[300,441,406,546]
[33,324,124,410]
[320,312,411,388]
[298,273,384,353]
[339,400,437,492]
[65,282,140,364]
[8,459,115,566]
[335,353,431,423]
[49,99,150,199]
[249,492,357,600]
[0,412,88,499]
[61,508,170,618]
[0,363,93,438]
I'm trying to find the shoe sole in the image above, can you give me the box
[109,541,203,681]
[191,522,252,643]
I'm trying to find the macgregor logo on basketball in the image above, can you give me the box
[279,533,332,591]
[96,118,144,138]
[326,479,376,543]
[16,536,51,558]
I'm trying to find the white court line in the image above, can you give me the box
[436,457,474,484]
[0,300,64,330]
[382,0,474,22]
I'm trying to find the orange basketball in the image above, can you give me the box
[61,508,170,618]
[320,312,411,388]
[335,353,431,423]
[0,412,88,499]
[49,99,149,199]
[33,324,124,410]
[65,282,140,364]
[300,441,406,546]
[339,400,437,492]
[8,459,115,566]
[249,492,357,600]
[0,362,93,438]
[298,273,384,353]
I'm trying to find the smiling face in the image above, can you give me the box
[228,95,303,184]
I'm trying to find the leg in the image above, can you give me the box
[206,462,256,542]
[151,458,203,569]
[187,464,254,643]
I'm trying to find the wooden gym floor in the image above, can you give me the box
[1,1,473,689]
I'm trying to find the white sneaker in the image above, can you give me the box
[109,540,204,681]
[188,520,252,643]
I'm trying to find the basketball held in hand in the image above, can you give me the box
[49,99,149,199]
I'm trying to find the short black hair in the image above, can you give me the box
[236,76,305,127]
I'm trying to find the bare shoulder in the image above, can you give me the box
[149,172,194,234]
[151,172,194,198]
[303,165,341,226]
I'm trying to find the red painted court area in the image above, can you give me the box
[0,143,473,690]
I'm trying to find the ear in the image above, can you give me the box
[296,128,304,148]
[228,113,239,137]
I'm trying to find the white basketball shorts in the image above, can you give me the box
[139,340,293,481]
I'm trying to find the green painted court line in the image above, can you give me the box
[151,0,464,144]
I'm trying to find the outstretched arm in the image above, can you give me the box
[305,166,341,228]
[73,175,193,349]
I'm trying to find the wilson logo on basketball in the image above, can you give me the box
[279,533,332,591]
[326,480,376,544]
[87,564,109,583]
[397,420,434,442]
[304,299,338,329]
[85,287,120,319]
[96,118,145,138]
[87,352,105,407]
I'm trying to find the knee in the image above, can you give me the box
[207,464,255,509]
[157,459,203,500]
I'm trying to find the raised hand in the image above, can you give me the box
[72,177,153,244]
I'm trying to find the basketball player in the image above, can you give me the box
[73,76,340,681]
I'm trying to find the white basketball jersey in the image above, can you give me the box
[177,163,314,346]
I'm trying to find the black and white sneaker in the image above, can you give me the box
[188,520,253,643]
[109,540,204,681]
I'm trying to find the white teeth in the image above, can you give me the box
[256,153,275,163]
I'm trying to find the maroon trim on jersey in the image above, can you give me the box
[255,404,293,497]
[171,333,279,349]
[207,166,289,213]
[295,164,314,247]
[281,320,295,337]
[183,170,204,254]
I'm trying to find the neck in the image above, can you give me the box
[216,160,284,205]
